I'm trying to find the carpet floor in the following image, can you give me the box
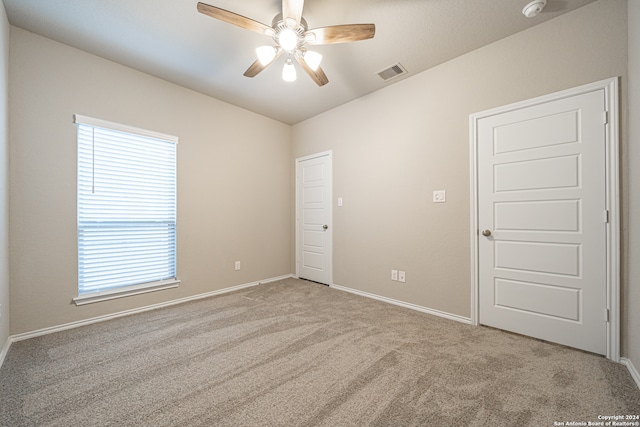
[1,278,639,426]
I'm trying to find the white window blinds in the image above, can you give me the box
[76,115,178,296]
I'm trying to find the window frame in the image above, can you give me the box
[72,115,179,306]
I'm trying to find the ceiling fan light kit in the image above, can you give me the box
[197,0,375,86]
[278,28,298,51]
[303,50,322,71]
[282,58,297,82]
[256,46,277,66]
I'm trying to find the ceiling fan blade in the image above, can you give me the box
[243,49,284,78]
[243,59,267,78]
[282,0,304,26]
[294,53,329,86]
[197,2,271,35]
[306,24,375,45]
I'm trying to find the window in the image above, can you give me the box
[74,115,178,305]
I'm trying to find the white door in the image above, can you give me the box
[477,90,607,354]
[296,152,332,285]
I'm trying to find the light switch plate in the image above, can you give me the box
[338,197,343,207]
[433,190,446,203]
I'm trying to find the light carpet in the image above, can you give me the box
[1,278,639,426]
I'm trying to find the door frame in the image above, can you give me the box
[295,150,333,285]
[469,77,620,361]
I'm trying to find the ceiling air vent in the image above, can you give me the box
[377,63,407,81]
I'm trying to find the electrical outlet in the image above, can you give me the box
[235,261,241,271]
[399,271,406,283]
[391,269,398,281]
[433,190,446,203]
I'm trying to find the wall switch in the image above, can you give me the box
[391,269,398,281]
[433,190,446,203]
[234,261,241,271]
[398,271,406,283]
[338,197,343,207]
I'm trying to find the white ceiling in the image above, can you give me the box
[3,0,597,125]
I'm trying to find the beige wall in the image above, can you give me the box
[292,0,628,322]
[627,0,640,371]
[6,0,637,373]
[8,27,292,334]
[0,3,9,349]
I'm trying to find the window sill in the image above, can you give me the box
[72,279,180,306]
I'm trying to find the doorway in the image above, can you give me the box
[296,151,332,285]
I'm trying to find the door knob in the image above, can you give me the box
[482,229,492,237]
[323,224,328,230]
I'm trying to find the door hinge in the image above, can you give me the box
[603,209,609,223]
[605,308,610,322]
[603,111,609,125]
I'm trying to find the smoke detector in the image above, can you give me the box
[522,0,547,18]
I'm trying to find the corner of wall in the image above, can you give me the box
[625,0,640,383]
[621,358,640,390]
[0,0,11,367]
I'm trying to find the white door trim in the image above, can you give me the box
[295,150,333,285]
[469,77,620,361]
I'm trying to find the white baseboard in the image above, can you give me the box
[330,283,472,325]
[260,274,294,285]
[621,357,640,390]
[10,274,293,344]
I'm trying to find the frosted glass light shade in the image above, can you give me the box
[282,59,296,82]
[256,46,277,66]
[304,51,322,71]
[278,28,298,51]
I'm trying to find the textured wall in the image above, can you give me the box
[626,0,640,373]
[8,27,292,334]
[0,3,9,351]
[292,0,627,324]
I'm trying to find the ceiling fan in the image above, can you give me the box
[197,0,375,86]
